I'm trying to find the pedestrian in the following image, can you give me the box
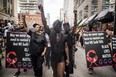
[0,33,3,69]
[63,23,75,77]
[104,28,116,71]
[88,25,98,74]
[22,15,47,77]
[44,32,51,69]
[39,5,69,77]
[13,21,28,77]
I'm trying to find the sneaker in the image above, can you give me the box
[88,68,93,74]
[13,71,20,77]
[23,69,27,73]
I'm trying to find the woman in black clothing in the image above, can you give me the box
[23,16,47,77]
[39,5,69,77]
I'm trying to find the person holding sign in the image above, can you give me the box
[22,15,47,77]
[39,5,69,77]
[13,21,28,77]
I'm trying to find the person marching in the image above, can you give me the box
[63,23,75,77]
[44,32,51,69]
[39,5,69,77]
[22,15,47,77]
[13,21,28,77]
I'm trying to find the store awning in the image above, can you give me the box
[85,13,98,24]
[95,9,114,23]
[78,18,88,27]
[77,19,82,26]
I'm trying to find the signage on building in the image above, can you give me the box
[6,32,32,69]
[83,31,112,68]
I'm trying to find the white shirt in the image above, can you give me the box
[45,33,51,47]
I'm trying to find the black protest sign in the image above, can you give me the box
[112,36,116,65]
[83,31,112,68]
[6,32,32,69]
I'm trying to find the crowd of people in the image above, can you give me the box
[0,5,116,77]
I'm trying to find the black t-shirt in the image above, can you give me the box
[28,30,47,56]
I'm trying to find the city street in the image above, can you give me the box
[0,46,116,77]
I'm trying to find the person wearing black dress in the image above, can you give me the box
[39,5,69,77]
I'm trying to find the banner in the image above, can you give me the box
[83,31,112,68]
[112,36,116,65]
[6,32,32,69]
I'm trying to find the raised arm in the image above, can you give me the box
[38,5,50,34]
[22,15,29,33]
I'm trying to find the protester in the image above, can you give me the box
[13,21,28,77]
[0,33,3,69]
[44,32,51,69]
[39,5,69,77]
[63,23,75,77]
[22,15,47,77]
[104,28,116,71]
[88,25,98,74]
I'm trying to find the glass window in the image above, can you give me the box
[102,0,110,10]
[79,0,85,6]
[91,0,98,15]
[79,10,82,19]
[84,5,88,18]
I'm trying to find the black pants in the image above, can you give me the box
[45,47,51,67]
[65,65,69,77]
[31,55,44,77]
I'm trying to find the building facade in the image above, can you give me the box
[74,0,114,20]
[63,0,74,26]
[18,0,43,14]
[46,13,51,27]
[18,12,42,26]
[0,0,18,22]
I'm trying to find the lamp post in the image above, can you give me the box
[73,10,77,32]
[114,1,116,35]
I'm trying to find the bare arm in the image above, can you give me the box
[38,5,50,34]
[22,15,29,33]
[41,47,47,56]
